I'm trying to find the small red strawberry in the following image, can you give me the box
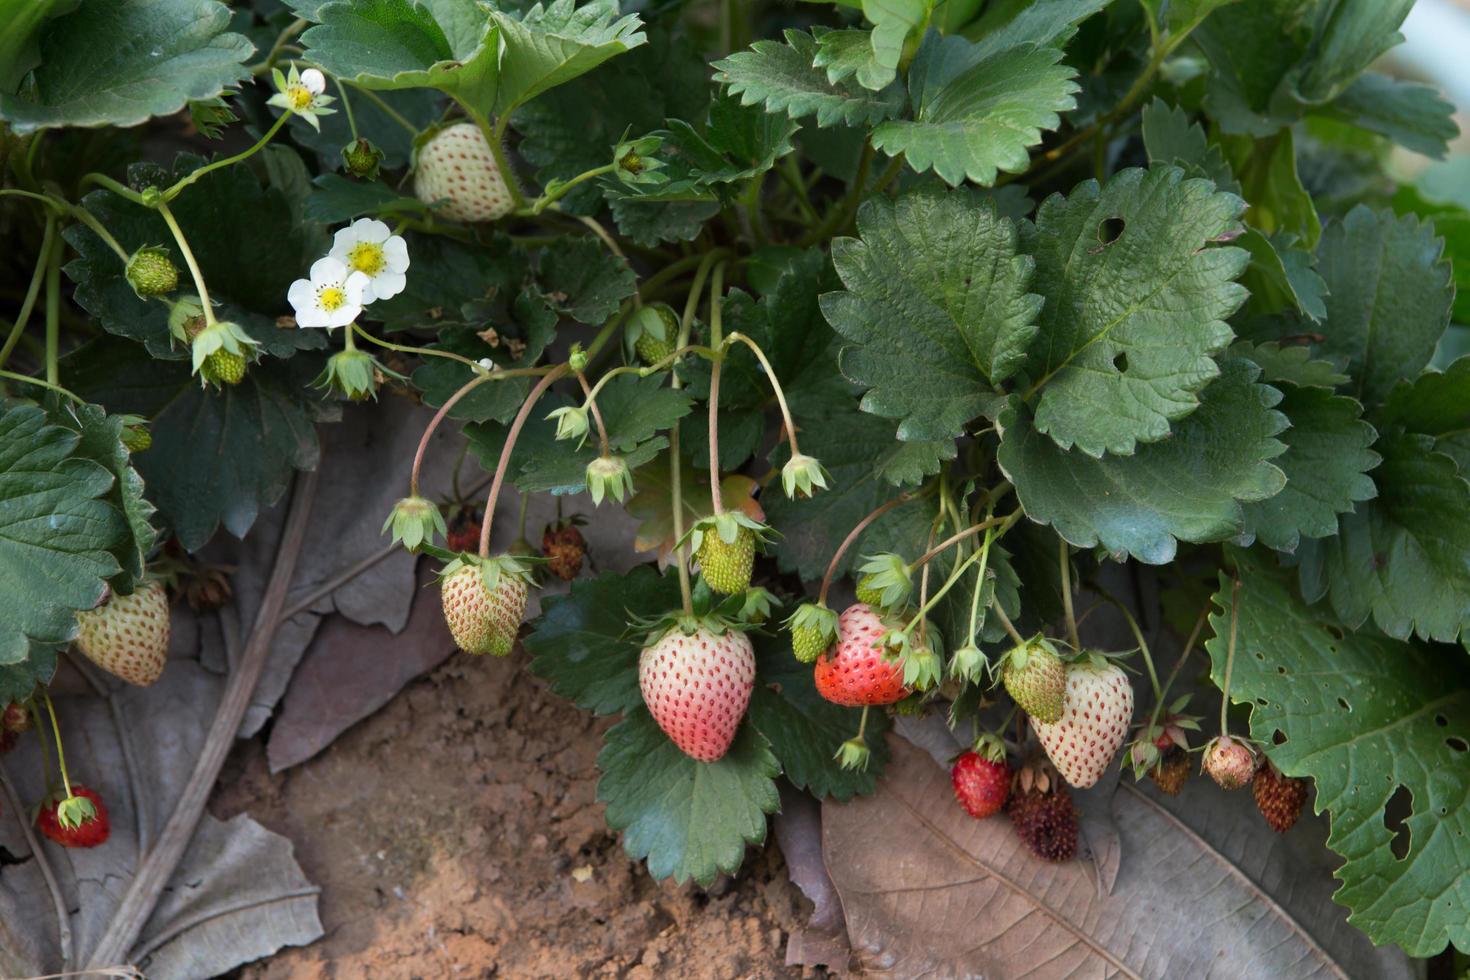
[1031,656,1134,788]
[36,785,110,848]
[413,122,515,223]
[639,625,756,762]
[75,581,170,686]
[1253,759,1308,832]
[440,555,533,656]
[1007,784,1077,862]
[446,508,482,554]
[1202,735,1257,790]
[952,743,1010,819]
[541,518,588,581]
[813,603,911,707]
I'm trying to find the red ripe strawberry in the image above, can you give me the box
[541,519,587,581]
[75,581,170,686]
[951,751,1010,819]
[413,123,515,222]
[813,603,911,707]
[1032,658,1133,788]
[1253,759,1308,832]
[446,508,482,554]
[639,626,755,762]
[440,557,531,656]
[36,785,110,848]
[1203,735,1257,790]
[1007,786,1077,862]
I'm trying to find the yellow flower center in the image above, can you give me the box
[318,286,346,312]
[287,85,314,112]
[347,241,386,276]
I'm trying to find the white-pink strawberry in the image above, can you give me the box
[1202,735,1257,790]
[639,626,755,763]
[441,558,530,656]
[1032,659,1134,788]
[413,123,515,222]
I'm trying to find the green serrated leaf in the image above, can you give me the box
[64,338,319,551]
[491,0,646,116]
[608,196,720,247]
[524,565,683,715]
[1206,553,1470,956]
[1322,72,1459,160]
[0,0,77,91]
[537,236,635,325]
[712,28,906,129]
[1298,431,1470,645]
[1239,381,1378,552]
[958,0,1113,48]
[1221,128,1321,248]
[862,0,933,89]
[598,708,780,886]
[1236,229,1328,323]
[303,173,429,224]
[1021,166,1248,457]
[822,184,1040,443]
[1140,98,1240,194]
[373,233,528,334]
[812,28,893,92]
[0,400,126,661]
[0,644,58,704]
[0,0,252,133]
[1378,356,1470,472]
[1231,340,1348,389]
[871,31,1079,187]
[1315,206,1454,407]
[999,356,1286,564]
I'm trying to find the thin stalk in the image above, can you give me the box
[816,491,917,606]
[525,164,617,215]
[907,513,1021,631]
[706,262,727,515]
[1149,602,1211,728]
[1099,593,1163,703]
[0,369,84,403]
[156,202,215,326]
[458,100,524,212]
[259,17,308,72]
[40,689,74,797]
[722,332,803,458]
[337,77,360,141]
[164,114,289,202]
[350,322,529,372]
[964,526,996,643]
[908,515,1014,571]
[79,172,147,205]
[990,598,1026,648]
[800,141,873,247]
[0,213,55,369]
[65,202,130,263]
[1059,538,1080,651]
[667,253,721,617]
[479,365,569,557]
[778,156,819,224]
[576,370,612,456]
[409,374,493,496]
[44,230,60,385]
[346,83,419,136]
[1220,579,1241,732]
[577,214,627,262]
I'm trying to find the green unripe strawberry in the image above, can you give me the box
[697,524,755,595]
[121,423,151,453]
[1001,637,1067,724]
[634,332,674,366]
[792,625,825,663]
[201,349,246,386]
[786,601,839,664]
[125,247,179,297]
[855,575,886,607]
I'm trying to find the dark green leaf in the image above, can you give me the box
[1377,355,1470,472]
[1314,206,1453,407]
[1231,340,1348,389]
[537,236,635,325]
[1021,166,1248,457]
[303,173,429,224]
[598,709,780,886]
[1322,72,1459,159]
[372,233,528,333]
[712,28,905,128]
[1140,98,1239,193]
[409,293,556,423]
[822,184,1040,443]
[1206,553,1470,957]
[998,357,1287,564]
[608,196,720,247]
[0,0,252,133]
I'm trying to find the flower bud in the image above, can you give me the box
[585,454,634,506]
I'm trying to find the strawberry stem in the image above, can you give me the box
[1220,578,1242,733]
[575,370,612,457]
[964,522,997,645]
[706,262,728,516]
[43,223,60,386]
[40,688,74,799]
[905,518,1018,634]
[669,252,723,616]
[908,515,1014,571]
[1096,591,1162,702]
[0,209,55,371]
[479,364,570,557]
[722,332,804,460]
[157,201,216,328]
[409,374,492,498]
[1059,538,1081,652]
[351,322,514,372]
[1147,601,1210,732]
[990,599,1027,648]
[817,490,920,607]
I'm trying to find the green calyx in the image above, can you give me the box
[972,731,1007,764]
[780,452,830,499]
[547,405,591,446]
[441,552,537,592]
[341,137,384,179]
[124,246,179,297]
[585,454,635,505]
[382,494,447,553]
[315,347,389,401]
[626,302,679,366]
[56,793,98,830]
[190,319,258,378]
[855,553,912,611]
[835,735,871,772]
[948,642,988,683]
[888,627,942,691]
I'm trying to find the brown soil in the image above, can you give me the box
[213,645,814,979]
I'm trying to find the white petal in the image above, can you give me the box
[310,256,348,285]
[286,278,316,314]
[373,271,407,300]
[344,270,371,304]
[328,303,361,327]
[383,235,410,268]
[297,307,330,328]
[330,225,360,255]
[302,68,326,94]
[354,217,391,242]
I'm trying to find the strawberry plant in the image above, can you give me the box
[1,0,1468,969]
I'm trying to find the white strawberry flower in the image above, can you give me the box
[269,64,335,130]
[287,257,369,329]
[328,218,410,302]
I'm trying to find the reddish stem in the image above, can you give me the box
[479,365,570,557]
[817,492,915,606]
[411,373,492,497]
[576,370,611,457]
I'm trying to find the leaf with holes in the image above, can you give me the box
[1206,553,1470,956]
[1021,166,1249,457]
